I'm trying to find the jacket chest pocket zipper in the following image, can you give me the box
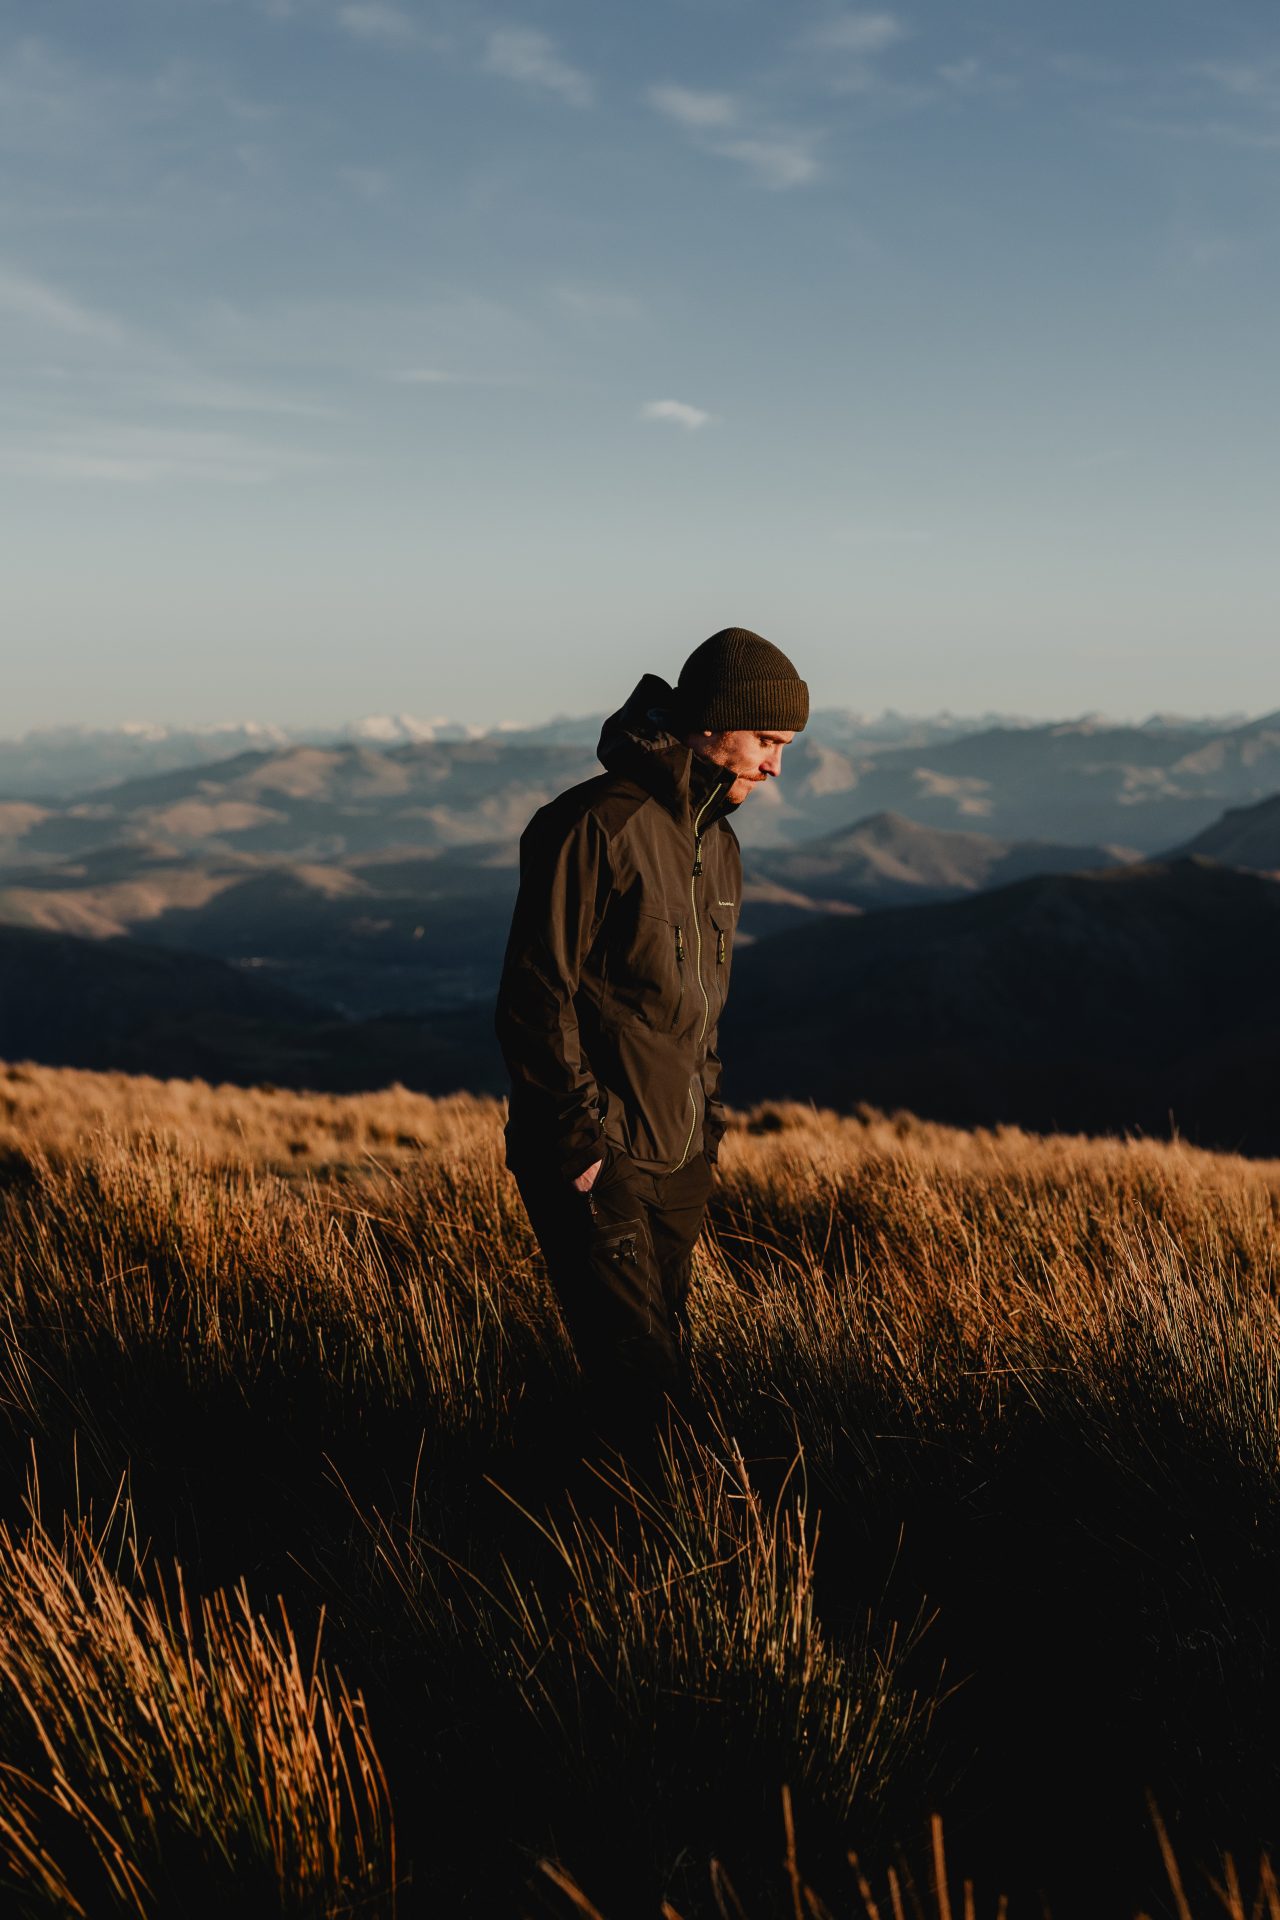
[671,924,686,1030]
[716,929,726,966]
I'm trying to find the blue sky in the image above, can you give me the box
[2,0,1278,730]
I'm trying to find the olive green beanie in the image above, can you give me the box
[675,627,809,733]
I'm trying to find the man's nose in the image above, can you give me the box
[762,748,783,776]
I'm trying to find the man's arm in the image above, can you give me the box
[495,804,611,1181]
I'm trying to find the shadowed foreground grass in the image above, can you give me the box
[2,1061,1280,1914]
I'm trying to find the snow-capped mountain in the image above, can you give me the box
[0,716,488,798]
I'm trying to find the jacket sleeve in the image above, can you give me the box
[495,805,612,1179]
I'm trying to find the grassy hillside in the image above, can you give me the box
[1,1063,1279,1915]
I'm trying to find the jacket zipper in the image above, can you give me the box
[690,794,714,1046]
[669,791,717,1171]
[672,924,686,1028]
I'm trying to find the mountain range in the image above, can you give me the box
[0,709,1040,802]
[6,707,1280,1151]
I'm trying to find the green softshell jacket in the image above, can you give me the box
[496,674,743,1179]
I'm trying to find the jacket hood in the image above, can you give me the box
[597,674,737,823]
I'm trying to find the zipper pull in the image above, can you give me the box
[674,925,685,964]
[717,929,726,965]
[693,835,703,876]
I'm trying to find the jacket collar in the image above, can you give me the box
[597,674,739,826]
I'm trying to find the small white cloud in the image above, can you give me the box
[641,399,712,431]
[647,84,738,129]
[715,134,819,189]
[805,10,906,55]
[335,3,419,47]
[484,28,592,108]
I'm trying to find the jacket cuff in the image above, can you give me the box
[560,1133,606,1181]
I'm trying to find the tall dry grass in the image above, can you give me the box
[2,1063,1280,1912]
[0,1493,394,1918]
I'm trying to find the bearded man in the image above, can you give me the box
[495,627,809,1441]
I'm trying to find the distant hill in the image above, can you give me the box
[1171,793,1280,873]
[0,739,596,879]
[721,858,1280,1154]
[0,807,1132,1015]
[0,841,520,1019]
[0,923,502,1093]
[743,811,1128,928]
[739,713,1280,852]
[3,709,1278,856]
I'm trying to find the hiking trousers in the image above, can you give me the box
[511,1140,715,1436]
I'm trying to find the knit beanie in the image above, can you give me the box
[675,627,809,733]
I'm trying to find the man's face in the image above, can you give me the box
[686,727,795,806]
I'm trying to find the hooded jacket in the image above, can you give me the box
[496,675,742,1179]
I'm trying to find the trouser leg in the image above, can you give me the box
[647,1153,716,1367]
[511,1146,712,1444]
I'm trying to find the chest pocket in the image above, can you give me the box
[708,903,737,1015]
[606,906,687,1032]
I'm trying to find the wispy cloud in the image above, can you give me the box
[646,84,737,130]
[1111,57,1280,154]
[334,3,420,48]
[0,253,341,494]
[0,264,126,344]
[1195,59,1280,105]
[716,135,818,189]
[0,423,323,487]
[647,86,819,188]
[483,28,592,108]
[798,9,910,94]
[641,399,712,431]
[804,10,906,56]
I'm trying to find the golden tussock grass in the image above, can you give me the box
[1,1062,1280,1914]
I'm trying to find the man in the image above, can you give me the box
[495,626,809,1442]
